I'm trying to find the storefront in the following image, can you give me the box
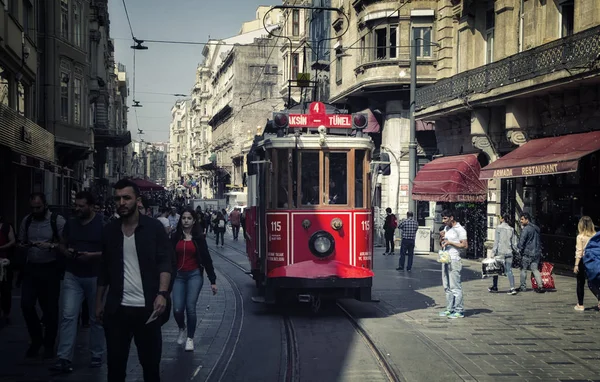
[412,153,488,257]
[480,130,600,266]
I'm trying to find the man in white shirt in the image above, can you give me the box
[439,209,468,319]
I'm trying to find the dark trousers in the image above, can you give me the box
[0,268,13,316]
[216,230,225,246]
[577,267,600,305]
[104,306,162,382]
[232,225,240,240]
[81,299,90,326]
[399,239,416,270]
[384,230,395,253]
[20,262,61,350]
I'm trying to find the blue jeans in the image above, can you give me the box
[492,256,515,290]
[520,256,543,289]
[172,269,204,338]
[57,272,104,361]
[442,260,463,313]
[399,239,415,270]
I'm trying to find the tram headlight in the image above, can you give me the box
[308,231,335,258]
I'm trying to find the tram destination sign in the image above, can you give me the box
[287,102,353,129]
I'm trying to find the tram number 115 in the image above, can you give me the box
[271,221,282,231]
[361,221,370,231]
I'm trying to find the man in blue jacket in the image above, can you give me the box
[518,213,544,293]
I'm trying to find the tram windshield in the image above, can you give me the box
[326,152,347,205]
[301,152,320,205]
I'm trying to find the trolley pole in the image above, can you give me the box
[408,35,417,214]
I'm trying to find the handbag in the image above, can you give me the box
[437,249,451,264]
[531,261,555,289]
[482,257,505,278]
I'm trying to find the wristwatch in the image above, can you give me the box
[157,291,169,298]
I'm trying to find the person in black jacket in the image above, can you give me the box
[171,207,217,352]
[95,179,175,382]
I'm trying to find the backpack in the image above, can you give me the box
[391,215,398,229]
[218,219,225,228]
[23,212,60,244]
[583,231,600,287]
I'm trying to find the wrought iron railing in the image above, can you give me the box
[415,25,600,110]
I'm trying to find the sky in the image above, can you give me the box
[108,0,276,142]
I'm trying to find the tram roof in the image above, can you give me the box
[258,134,374,150]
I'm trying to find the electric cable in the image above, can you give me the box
[121,0,136,39]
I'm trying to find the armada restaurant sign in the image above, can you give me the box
[480,161,576,179]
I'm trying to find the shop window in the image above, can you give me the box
[559,0,574,38]
[355,150,365,208]
[61,0,69,41]
[60,72,69,122]
[413,26,432,58]
[301,152,320,205]
[292,9,300,37]
[327,152,347,205]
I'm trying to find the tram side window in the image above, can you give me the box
[301,152,320,205]
[355,150,365,207]
[277,150,290,208]
[327,152,347,205]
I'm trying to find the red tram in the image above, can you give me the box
[244,102,388,306]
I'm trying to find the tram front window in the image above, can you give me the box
[301,152,320,205]
[355,150,365,208]
[327,152,347,205]
[277,149,290,208]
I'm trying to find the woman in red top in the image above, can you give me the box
[0,214,16,322]
[170,208,217,351]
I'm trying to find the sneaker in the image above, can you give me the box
[488,286,498,293]
[396,267,404,271]
[574,304,585,311]
[89,357,102,368]
[534,288,546,294]
[438,310,452,317]
[177,328,186,345]
[508,288,518,295]
[49,358,73,373]
[407,269,411,272]
[448,312,465,319]
[185,338,194,352]
[519,286,527,292]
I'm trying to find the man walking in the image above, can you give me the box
[51,191,105,372]
[18,193,66,358]
[229,207,242,240]
[96,179,174,382]
[383,208,397,255]
[439,209,468,319]
[518,213,545,293]
[397,211,419,271]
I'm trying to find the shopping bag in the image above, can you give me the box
[482,258,505,278]
[437,250,451,264]
[531,261,555,289]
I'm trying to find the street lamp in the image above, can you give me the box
[408,37,440,213]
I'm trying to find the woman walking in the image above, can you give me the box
[488,214,518,295]
[214,212,226,248]
[574,216,600,311]
[171,208,218,351]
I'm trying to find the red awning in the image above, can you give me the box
[480,131,600,179]
[412,154,487,202]
[129,178,165,191]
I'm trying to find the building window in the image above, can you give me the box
[17,81,25,116]
[292,10,300,37]
[335,55,342,83]
[413,27,432,58]
[60,72,69,122]
[0,66,9,107]
[73,77,81,124]
[373,25,397,60]
[61,0,69,40]
[291,53,299,80]
[485,4,495,63]
[23,0,33,36]
[559,0,574,38]
[73,2,82,47]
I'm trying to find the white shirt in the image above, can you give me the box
[157,216,170,228]
[121,234,146,307]
[168,214,180,229]
[444,223,467,261]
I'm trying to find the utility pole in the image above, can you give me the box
[408,34,418,214]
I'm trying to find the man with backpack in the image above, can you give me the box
[17,193,66,358]
[383,208,397,255]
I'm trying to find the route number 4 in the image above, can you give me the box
[361,220,370,231]
[271,221,282,231]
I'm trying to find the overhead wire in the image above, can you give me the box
[121,0,136,39]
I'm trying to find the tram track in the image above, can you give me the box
[209,240,402,382]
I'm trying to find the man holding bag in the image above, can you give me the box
[489,214,518,295]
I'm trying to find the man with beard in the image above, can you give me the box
[518,213,545,293]
[51,191,105,372]
[18,193,66,358]
[96,179,174,382]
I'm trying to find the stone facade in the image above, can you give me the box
[415,0,600,261]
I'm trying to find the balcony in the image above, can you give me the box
[94,126,132,148]
[415,25,600,112]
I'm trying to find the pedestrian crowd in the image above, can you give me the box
[381,207,600,319]
[0,179,225,382]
